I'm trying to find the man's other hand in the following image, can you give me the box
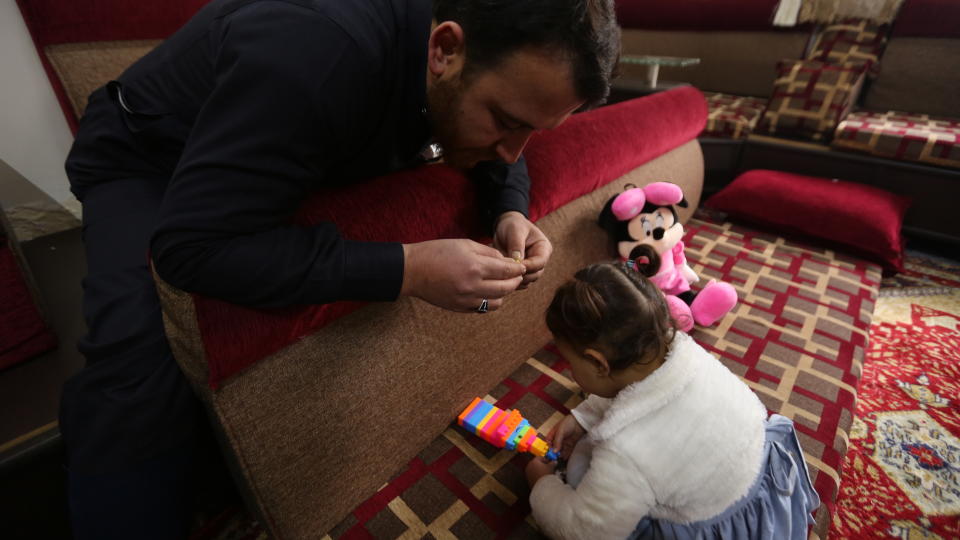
[400,239,526,312]
[493,211,553,289]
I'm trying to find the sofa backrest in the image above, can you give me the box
[615,0,810,98]
[15,0,203,132]
[620,29,809,98]
[862,0,960,117]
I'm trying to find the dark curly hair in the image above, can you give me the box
[545,262,677,371]
[432,0,621,109]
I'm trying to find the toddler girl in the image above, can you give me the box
[526,261,819,539]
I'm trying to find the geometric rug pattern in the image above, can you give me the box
[830,254,960,539]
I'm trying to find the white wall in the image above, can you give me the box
[0,0,78,216]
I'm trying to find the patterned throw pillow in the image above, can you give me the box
[756,59,867,141]
[702,92,768,139]
[808,19,888,77]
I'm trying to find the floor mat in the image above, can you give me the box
[830,254,960,539]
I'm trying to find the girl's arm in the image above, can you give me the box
[530,445,654,540]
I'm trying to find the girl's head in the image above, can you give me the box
[546,262,677,397]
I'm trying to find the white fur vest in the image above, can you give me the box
[530,332,767,539]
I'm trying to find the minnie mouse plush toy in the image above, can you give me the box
[599,182,737,332]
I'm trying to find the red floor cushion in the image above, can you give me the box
[702,92,768,139]
[705,169,910,272]
[832,110,960,169]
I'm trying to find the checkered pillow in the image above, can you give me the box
[808,19,887,77]
[756,60,867,141]
[703,92,768,139]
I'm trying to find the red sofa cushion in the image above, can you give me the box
[705,169,910,272]
[0,235,57,370]
[193,86,708,388]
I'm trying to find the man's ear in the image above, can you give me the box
[427,21,466,77]
[583,348,612,377]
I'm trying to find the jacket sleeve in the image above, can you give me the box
[150,5,403,308]
[470,156,531,230]
[530,444,656,540]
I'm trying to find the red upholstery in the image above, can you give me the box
[615,0,786,31]
[192,86,708,388]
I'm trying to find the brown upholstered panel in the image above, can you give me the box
[44,40,160,119]
[156,140,703,539]
[863,38,960,119]
[620,29,810,98]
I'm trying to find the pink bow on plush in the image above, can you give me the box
[611,182,684,221]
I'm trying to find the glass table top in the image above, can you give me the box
[619,55,701,67]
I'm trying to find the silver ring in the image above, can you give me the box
[477,299,489,313]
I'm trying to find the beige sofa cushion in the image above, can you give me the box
[620,29,810,98]
[863,38,960,119]
[44,40,160,119]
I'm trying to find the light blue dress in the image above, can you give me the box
[628,415,821,540]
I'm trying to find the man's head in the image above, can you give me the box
[427,0,620,169]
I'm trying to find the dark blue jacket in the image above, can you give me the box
[66,0,530,308]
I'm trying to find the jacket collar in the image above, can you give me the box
[590,332,704,442]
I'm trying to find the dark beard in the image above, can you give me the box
[425,76,463,159]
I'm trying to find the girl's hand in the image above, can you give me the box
[547,414,586,460]
[525,457,557,488]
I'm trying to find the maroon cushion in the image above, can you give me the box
[0,236,57,370]
[193,86,709,388]
[615,0,786,31]
[705,170,910,271]
[893,0,960,38]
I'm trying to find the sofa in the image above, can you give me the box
[17,1,887,538]
[613,0,960,247]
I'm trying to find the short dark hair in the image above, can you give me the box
[433,0,621,109]
[546,262,676,371]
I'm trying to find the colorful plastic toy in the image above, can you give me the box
[457,397,560,461]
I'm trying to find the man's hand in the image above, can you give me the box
[525,456,557,488]
[546,414,586,461]
[400,239,526,312]
[493,211,553,289]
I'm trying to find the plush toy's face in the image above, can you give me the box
[617,206,685,260]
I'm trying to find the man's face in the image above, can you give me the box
[426,45,585,170]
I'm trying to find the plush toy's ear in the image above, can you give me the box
[677,196,688,208]
[611,188,647,221]
[642,182,684,207]
[598,195,619,236]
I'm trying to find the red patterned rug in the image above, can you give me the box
[830,254,960,539]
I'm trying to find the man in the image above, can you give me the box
[61,0,620,537]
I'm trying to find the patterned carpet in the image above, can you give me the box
[191,245,960,540]
[830,254,960,539]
